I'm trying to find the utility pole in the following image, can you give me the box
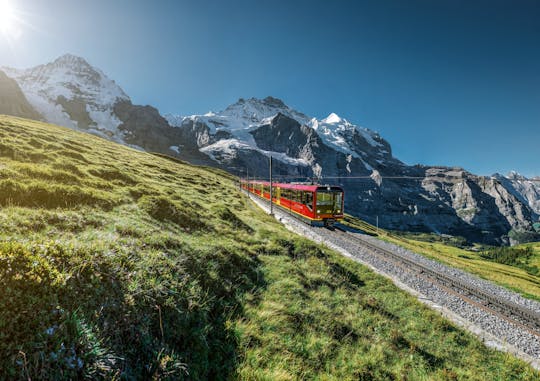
[376,215,379,234]
[269,155,273,215]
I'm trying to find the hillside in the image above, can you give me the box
[0,115,538,379]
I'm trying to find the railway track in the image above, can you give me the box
[330,225,540,337]
[245,190,540,362]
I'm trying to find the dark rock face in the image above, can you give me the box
[56,95,95,130]
[494,173,540,221]
[251,113,328,158]
[0,70,41,120]
[114,100,175,151]
[340,167,534,245]
[112,101,218,166]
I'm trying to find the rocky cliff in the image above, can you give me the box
[0,70,41,119]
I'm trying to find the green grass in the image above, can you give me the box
[0,115,538,380]
[343,215,540,302]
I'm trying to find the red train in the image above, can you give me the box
[241,180,344,226]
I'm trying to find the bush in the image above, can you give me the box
[509,229,540,245]
[480,246,539,275]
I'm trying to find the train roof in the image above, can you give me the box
[245,180,343,192]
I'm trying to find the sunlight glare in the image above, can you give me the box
[0,0,19,39]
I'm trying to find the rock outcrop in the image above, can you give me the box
[0,70,41,119]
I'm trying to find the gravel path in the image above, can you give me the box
[245,192,540,369]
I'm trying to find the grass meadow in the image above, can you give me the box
[0,115,538,380]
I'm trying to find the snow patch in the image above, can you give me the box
[200,138,309,166]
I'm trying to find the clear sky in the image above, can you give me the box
[1,0,539,177]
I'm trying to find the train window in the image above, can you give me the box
[305,192,313,210]
[285,189,292,200]
[316,191,334,205]
[335,192,343,209]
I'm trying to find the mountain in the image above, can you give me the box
[494,172,540,220]
[1,54,538,244]
[167,98,537,244]
[165,97,405,184]
[3,54,129,140]
[0,70,41,119]
[1,54,193,158]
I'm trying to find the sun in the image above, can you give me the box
[0,0,19,39]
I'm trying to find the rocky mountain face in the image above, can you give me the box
[494,172,540,220]
[1,54,538,244]
[0,70,41,119]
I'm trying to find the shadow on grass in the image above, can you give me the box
[0,241,267,380]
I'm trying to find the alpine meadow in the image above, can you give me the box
[0,115,538,379]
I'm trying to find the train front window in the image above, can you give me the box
[316,190,343,211]
[316,191,334,206]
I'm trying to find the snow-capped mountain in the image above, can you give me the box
[1,54,190,155]
[3,54,129,142]
[1,54,538,244]
[166,96,400,176]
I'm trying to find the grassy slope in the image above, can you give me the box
[0,115,538,380]
[343,216,540,302]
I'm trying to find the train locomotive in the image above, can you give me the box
[241,180,344,226]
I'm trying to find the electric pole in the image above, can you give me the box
[269,155,273,216]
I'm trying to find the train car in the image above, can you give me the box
[241,180,344,226]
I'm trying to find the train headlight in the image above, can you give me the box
[317,210,320,213]
[337,210,341,213]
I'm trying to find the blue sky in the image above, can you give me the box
[1,0,539,177]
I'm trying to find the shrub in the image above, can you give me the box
[509,229,540,245]
[480,246,539,275]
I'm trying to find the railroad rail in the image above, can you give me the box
[331,225,540,336]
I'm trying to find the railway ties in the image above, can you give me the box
[330,225,540,338]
